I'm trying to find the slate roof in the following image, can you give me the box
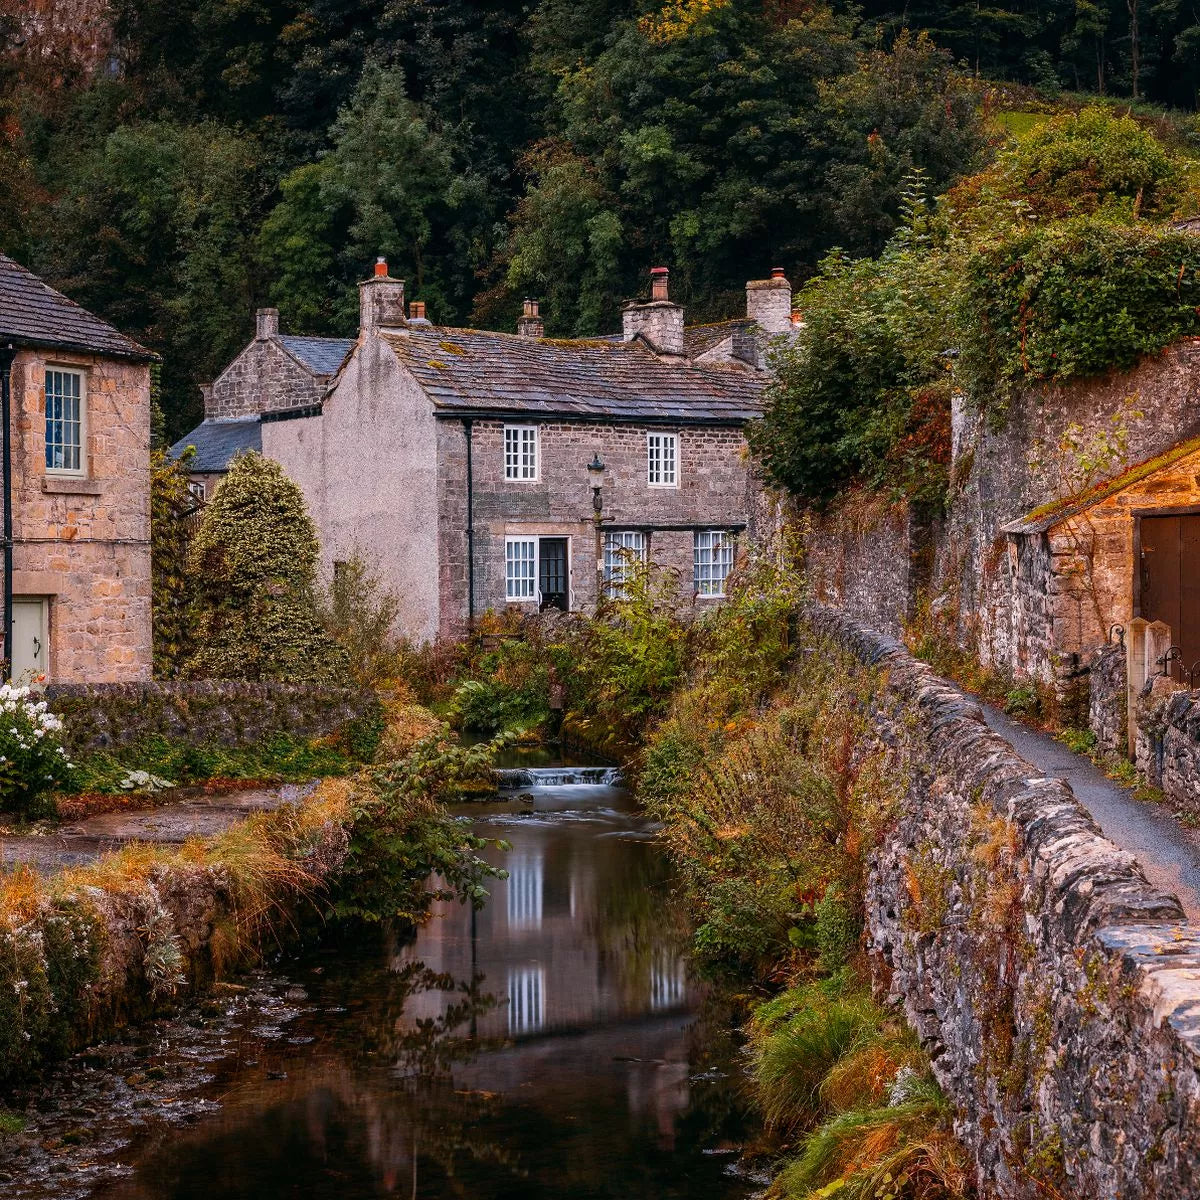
[1002,434,1200,535]
[0,253,153,361]
[684,319,754,359]
[384,326,765,424]
[278,335,354,377]
[169,417,261,473]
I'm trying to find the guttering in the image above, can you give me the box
[463,418,475,625]
[0,343,13,682]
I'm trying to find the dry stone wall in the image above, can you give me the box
[45,680,373,755]
[1087,641,1127,755]
[810,605,1200,1199]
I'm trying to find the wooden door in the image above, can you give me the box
[538,538,569,612]
[11,598,47,683]
[1140,515,1200,680]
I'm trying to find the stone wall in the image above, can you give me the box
[1129,681,1200,821]
[436,417,758,635]
[810,604,1200,1199]
[209,336,327,419]
[804,494,934,641]
[46,680,374,755]
[6,347,152,682]
[1088,641,1128,755]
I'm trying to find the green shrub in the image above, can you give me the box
[0,683,76,818]
[186,453,349,685]
[318,552,406,688]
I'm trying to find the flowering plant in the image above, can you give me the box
[0,680,75,818]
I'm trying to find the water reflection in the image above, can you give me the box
[72,778,757,1200]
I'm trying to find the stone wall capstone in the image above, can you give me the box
[809,604,1200,1199]
[45,680,373,755]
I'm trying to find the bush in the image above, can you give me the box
[318,552,406,689]
[186,453,349,685]
[449,638,553,735]
[0,684,75,818]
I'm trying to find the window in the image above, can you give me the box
[604,531,646,597]
[505,538,537,601]
[504,424,538,481]
[188,481,206,503]
[45,369,84,473]
[647,432,677,487]
[694,530,734,597]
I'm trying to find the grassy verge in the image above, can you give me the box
[0,702,508,1086]
[637,601,970,1199]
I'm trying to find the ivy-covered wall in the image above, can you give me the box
[811,605,1200,1198]
[45,680,373,755]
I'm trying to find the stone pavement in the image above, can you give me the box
[981,701,1200,920]
[0,783,313,874]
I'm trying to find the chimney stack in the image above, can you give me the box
[255,307,279,340]
[359,257,407,334]
[746,268,792,335]
[621,266,684,356]
[409,301,427,321]
[517,298,544,338]
[199,382,215,417]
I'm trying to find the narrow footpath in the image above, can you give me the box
[981,702,1200,920]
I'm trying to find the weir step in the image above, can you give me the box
[495,766,623,789]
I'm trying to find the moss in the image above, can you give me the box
[437,340,467,356]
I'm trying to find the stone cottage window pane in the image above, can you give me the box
[647,433,677,486]
[694,530,733,596]
[506,538,537,600]
[504,425,538,480]
[604,530,646,597]
[45,369,83,472]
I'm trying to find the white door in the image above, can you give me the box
[11,599,47,683]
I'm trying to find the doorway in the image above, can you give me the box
[1139,514,1200,680]
[11,598,48,683]
[538,538,570,612]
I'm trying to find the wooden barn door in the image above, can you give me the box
[1139,514,1200,678]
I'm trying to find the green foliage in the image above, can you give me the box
[1058,726,1098,755]
[751,177,955,506]
[318,553,406,690]
[0,684,76,819]
[186,453,349,685]
[70,731,366,795]
[957,219,1200,403]
[151,447,198,678]
[332,730,511,925]
[448,637,557,735]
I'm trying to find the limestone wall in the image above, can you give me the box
[6,347,152,682]
[46,680,374,755]
[811,604,1200,1199]
[1088,642,1127,755]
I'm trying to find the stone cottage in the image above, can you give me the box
[175,262,789,641]
[0,253,154,682]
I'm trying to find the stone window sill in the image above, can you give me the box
[42,477,103,495]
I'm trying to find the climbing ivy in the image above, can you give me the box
[150,447,198,678]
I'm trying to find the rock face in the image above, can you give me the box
[811,605,1200,1199]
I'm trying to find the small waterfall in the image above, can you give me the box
[496,766,623,789]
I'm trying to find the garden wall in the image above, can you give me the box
[45,680,373,755]
[1088,641,1127,756]
[809,605,1200,1199]
[1131,681,1200,822]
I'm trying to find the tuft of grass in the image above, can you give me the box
[0,1109,26,1134]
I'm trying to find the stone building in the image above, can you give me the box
[0,253,154,682]
[175,262,789,641]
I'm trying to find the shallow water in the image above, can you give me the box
[0,777,759,1199]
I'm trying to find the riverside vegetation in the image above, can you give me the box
[415,543,971,1199]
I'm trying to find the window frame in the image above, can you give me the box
[503,424,539,482]
[603,530,647,598]
[694,529,734,598]
[646,431,678,488]
[504,535,573,608]
[505,537,539,602]
[44,367,87,477]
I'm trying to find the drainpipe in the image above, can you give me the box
[463,418,475,627]
[0,344,14,683]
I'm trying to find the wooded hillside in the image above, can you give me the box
[1,0,1196,437]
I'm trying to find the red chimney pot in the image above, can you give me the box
[374,257,388,277]
[771,266,786,279]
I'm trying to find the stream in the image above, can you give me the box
[0,762,761,1199]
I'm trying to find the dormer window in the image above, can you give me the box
[504,424,538,481]
[45,369,85,474]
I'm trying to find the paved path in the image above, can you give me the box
[0,783,314,874]
[981,702,1200,920]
